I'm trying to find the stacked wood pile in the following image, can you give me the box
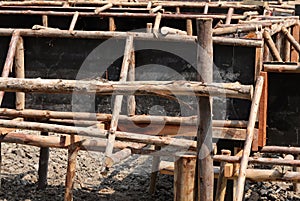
[0,1,298,201]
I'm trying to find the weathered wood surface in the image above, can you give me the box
[261,146,300,154]
[14,36,25,110]
[0,29,263,47]
[263,63,300,73]
[235,76,264,201]
[196,18,214,201]
[0,78,253,100]
[282,26,300,54]
[216,150,231,201]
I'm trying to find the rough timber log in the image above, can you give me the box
[0,119,197,150]
[235,76,264,201]
[197,18,214,201]
[0,29,263,47]
[263,30,283,62]
[0,78,253,100]
[0,108,248,128]
[14,36,25,110]
[281,26,300,54]
[263,64,300,73]
[261,146,300,154]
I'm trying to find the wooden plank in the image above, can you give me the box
[258,72,268,147]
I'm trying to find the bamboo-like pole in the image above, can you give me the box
[225,7,234,25]
[263,29,283,62]
[0,108,248,128]
[0,78,254,100]
[69,11,79,32]
[281,26,300,54]
[94,3,113,14]
[0,31,20,105]
[186,19,193,36]
[104,35,133,169]
[64,139,81,201]
[216,150,231,201]
[235,76,264,201]
[42,15,48,27]
[14,36,25,110]
[153,12,162,38]
[37,131,49,190]
[196,18,214,201]
[174,152,196,201]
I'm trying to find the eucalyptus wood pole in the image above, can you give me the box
[203,3,209,14]
[284,27,291,62]
[263,29,283,62]
[109,17,116,31]
[153,12,162,38]
[196,18,214,201]
[146,23,153,33]
[127,44,135,116]
[186,19,193,36]
[42,15,48,27]
[235,76,264,201]
[0,31,20,105]
[104,35,133,170]
[69,11,79,32]
[38,131,49,189]
[225,8,234,25]
[15,36,25,110]
[216,150,231,201]
[282,26,300,54]
[174,152,197,201]
[64,139,81,201]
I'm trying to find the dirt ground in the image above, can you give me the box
[0,134,299,201]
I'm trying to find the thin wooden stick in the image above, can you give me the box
[146,2,152,10]
[216,150,231,201]
[14,36,25,110]
[37,131,49,190]
[104,35,134,169]
[64,139,81,201]
[0,31,20,105]
[150,5,162,13]
[196,18,214,201]
[42,15,48,27]
[203,3,209,14]
[235,76,264,201]
[284,27,291,62]
[261,146,300,154]
[127,45,135,116]
[69,11,79,32]
[263,29,283,62]
[225,7,234,25]
[146,23,152,33]
[95,3,113,14]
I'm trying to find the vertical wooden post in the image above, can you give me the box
[146,23,153,33]
[15,36,25,110]
[275,32,283,59]
[104,36,134,169]
[174,152,196,201]
[233,148,243,200]
[127,47,135,116]
[109,17,116,31]
[291,24,299,62]
[149,145,161,194]
[42,15,48,27]
[153,12,162,38]
[235,77,264,201]
[64,138,81,201]
[186,19,193,36]
[284,27,291,62]
[263,40,270,62]
[203,3,209,14]
[69,11,79,32]
[216,150,231,201]
[38,131,49,189]
[258,72,268,148]
[196,18,214,201]
[176,7,180,14]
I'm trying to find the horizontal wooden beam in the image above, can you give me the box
[0,78,254,100]
[263,63,300,73]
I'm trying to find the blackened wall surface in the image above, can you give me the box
[267,73,300,146]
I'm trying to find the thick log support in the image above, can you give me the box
[235,76,264,201]
[38,131,49,190]
[263,29,283,62]
[196,18,214,201]
[281,26,300,54]
[14,36,25,110]
[149,145,161,194]
[174,152,196,201]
